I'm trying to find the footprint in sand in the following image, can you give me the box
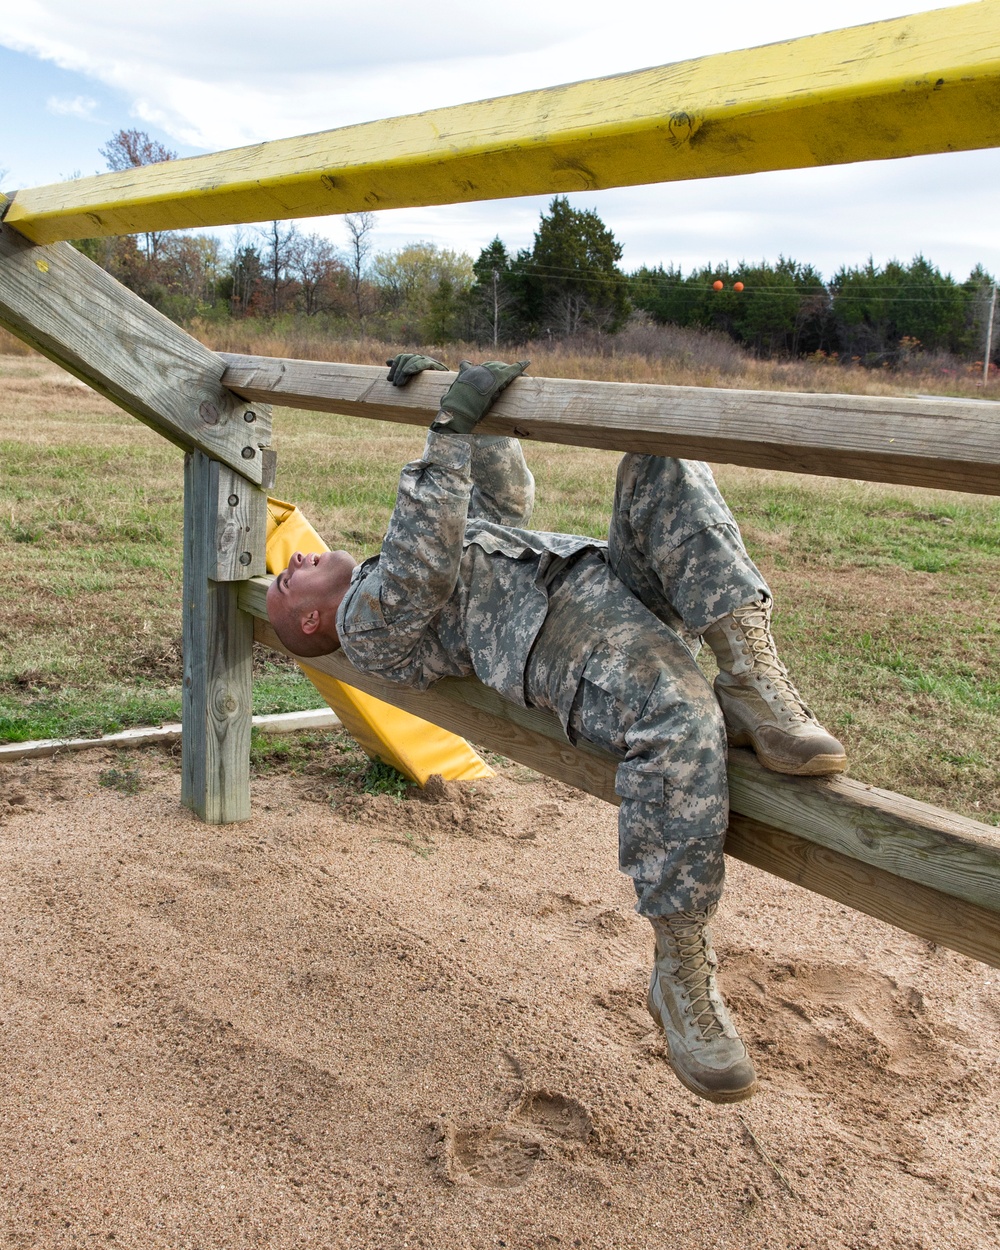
[436,1089,593,1188]
[722,951,973,1095]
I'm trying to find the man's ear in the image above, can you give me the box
[300,609,321,636]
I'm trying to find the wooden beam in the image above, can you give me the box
[239,577,1000,966]
[5,2,1000,242]
[0,214,275,487]
[182,453,263,823]
[724,816,1000,970]
[220,356,1000,496]
[209,460,268,581]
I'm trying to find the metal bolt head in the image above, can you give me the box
[239,552,252,566]
[227,493,239,507]
[241,446,256,459]
[243,410,257,423]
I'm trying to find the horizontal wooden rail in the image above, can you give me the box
[220,356,1000,495]
[240,576,1000,968]
[5,2,1000,242]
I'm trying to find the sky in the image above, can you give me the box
[1,0,997,282]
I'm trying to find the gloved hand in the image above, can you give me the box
[385,353,449,387]
[431,359,530,436]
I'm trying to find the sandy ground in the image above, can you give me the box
[1,744,998,1250]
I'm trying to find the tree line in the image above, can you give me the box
[74,130,998,369]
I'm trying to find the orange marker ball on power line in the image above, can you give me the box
[733,281,745,292]
[712,280,724,290]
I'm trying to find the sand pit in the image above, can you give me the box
[1,742,998,1249]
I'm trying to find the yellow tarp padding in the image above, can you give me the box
[264,497,492,785]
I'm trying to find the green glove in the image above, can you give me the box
[385,353,449,387]
[431,359,530,436]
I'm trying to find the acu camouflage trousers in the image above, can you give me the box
[525,455,769,918]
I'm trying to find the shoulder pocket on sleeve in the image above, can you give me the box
[345,585,387,634]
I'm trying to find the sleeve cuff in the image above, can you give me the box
[422,428,473,470]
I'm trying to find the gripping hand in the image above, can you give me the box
[385,353,449,387]
[431,359,530,436]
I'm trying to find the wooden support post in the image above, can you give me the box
[181,452,267,823]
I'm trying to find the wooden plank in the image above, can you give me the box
[725,816,1000,970]
[239,575,1000,909]
[207,459,267,581]
[182,452,257,823]
[241,595,1000,967]
[220,356,1000,496]
[0,213,273,486]
[5,2,1000,242]
[0,709,340,764]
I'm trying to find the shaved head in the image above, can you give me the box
[265,548,357,658]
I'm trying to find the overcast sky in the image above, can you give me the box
[2,0,997,281]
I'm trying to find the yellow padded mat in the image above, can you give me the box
[265,498,492,785]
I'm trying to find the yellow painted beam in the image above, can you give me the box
[5,1,1000,243]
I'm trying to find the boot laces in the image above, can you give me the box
[658,914,726,1040]
[731,601,814,725]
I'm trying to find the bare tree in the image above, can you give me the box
[293,232,346,316]
[257,221,301,316]
[344,211,376,326]
[99,129,177,262]
[100,129,176,172]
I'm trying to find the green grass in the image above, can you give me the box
[98,763,142,795]
[2,354,998,825]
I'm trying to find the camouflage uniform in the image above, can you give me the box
[337,431,769,917]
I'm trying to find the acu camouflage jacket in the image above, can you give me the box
[336,431,604,712]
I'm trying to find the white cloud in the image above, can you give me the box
[4,0,996,278]
[45,93,98,120]
[1,1,969,149]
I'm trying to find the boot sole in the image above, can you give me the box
[646,994,758,1105]
[727,729,847,776]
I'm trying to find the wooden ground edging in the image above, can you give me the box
[240,577,1000,969]
[219,356,1000,496]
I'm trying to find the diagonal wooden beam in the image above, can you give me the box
[220,355,1000,496]
[4,2,1000,242]
[239,576,1000,967]
[0,213,274,486]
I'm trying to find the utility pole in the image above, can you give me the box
[491,268,500,348]
[984,282,997,387]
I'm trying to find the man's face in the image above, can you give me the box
[266,548,357,653]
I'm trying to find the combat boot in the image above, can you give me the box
[647,907,757,1104]
[703,597,847,776]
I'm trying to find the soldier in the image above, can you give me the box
[267,355,846,1104]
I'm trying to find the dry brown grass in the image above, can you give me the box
[7,314,995,398]
[194,317,998,399]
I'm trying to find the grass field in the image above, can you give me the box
[1,348,997,826]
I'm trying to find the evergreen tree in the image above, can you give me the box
[523,197,631,335]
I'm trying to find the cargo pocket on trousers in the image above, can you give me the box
[614,766,666,804]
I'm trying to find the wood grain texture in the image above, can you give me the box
[6,3,1000,241]
[182,452,255,823]
[239,576,1000,938]
[725,816,1000,969]
[0,218,273,484]
[220,356,1000,495]
[209,461,267,582]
